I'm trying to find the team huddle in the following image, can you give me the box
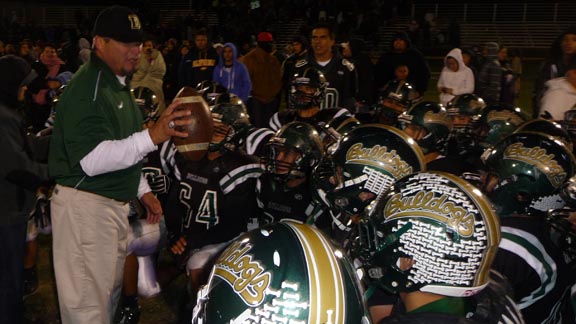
[104,60,576,324]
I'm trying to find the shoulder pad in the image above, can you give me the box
[342,59,355,72]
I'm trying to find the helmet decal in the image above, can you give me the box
[503,142,567,188]
[376,172,500,297]
[345,143,415,179]
[195,221,370,323]
[214,240,271,306]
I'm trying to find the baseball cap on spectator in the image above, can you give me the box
[92,6,143,43]
[213,43,224,49]
[257,32,274,43]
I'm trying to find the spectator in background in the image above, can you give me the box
[213,42,224,56]
[5,43,16,55]
[131,38,167,112]
[27,43,71,133]
[0,55,48,324]
[212,42,252,102]
[281,35,309,104]
[162,39,181,103]
[437,48,475,106]
[18,40,34,65]
[533,25,576,118]
[540,57,576,121]
[497,46,517,108]
[0,54,47,324]
[509,48,523,101]
[78,37,91,65]
[375,31,431,97]
[476,42,502,106]
[0,40,5,57]
[240,32,282,128]
[341,38,375,109]
[178,30,218,88]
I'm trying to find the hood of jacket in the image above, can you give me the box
[217,42,238,68]
[389,31,412,51]
[443,48,466,72]
[484,42,500,60]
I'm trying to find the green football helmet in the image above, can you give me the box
[482,132,576,217]
[320,115,361,152]
[289,67,327,110]
[517,118,573,152]
[314,124,426,225]
[475,105,526,148]
[368,171,501,297]
[375,80,421,126]
[209,102,252,152]
[263,122,324,181]
[197,81,230,107]
[131,86,160,123]
[192,220,371,324]
[398,101,452,154]
[446,94,486,151]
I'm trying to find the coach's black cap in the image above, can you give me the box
[92,6,143,43]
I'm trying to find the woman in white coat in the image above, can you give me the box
[437,48,475,106]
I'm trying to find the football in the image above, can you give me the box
[172,86,214,161]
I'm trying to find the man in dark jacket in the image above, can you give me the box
[281,35,309,104]
[375,31,431,96]
[0,55,47,324]
[178,30,219,88]
[342,38,376,108]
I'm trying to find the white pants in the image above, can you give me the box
[51,185,129,324]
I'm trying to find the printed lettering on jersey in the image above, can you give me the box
[321,87,339,109]
[214,240,271,306]
[192,59,217,69]
[186,173,208,185]
[345,143,413,180]
[503,142,567,188]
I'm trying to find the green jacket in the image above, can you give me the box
[49,53,143,201]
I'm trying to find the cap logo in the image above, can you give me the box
[214,240,271,306]
[504,142,566,187]
[128,14,141,30]
[345,143,413,179]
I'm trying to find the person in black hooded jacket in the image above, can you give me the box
[342,37,376,108]
[0,55,48,324]
[374,31,431,96]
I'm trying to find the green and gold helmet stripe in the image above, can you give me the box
[284,221,346,324]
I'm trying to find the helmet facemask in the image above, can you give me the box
[264,143,308,182]
[208,120,235,152]
[289,83,324,110]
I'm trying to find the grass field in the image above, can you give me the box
[23,58,544,323]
